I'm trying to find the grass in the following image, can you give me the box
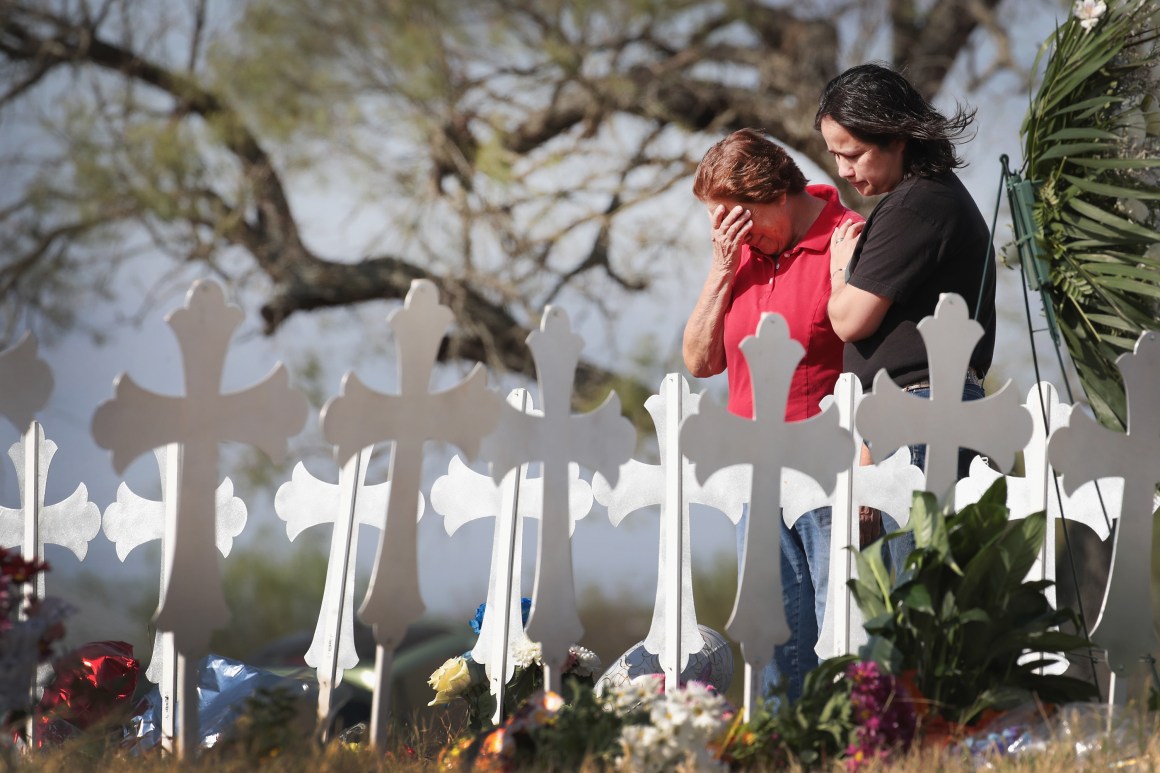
[8,700,1160,771]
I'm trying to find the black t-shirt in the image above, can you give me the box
[844,172,996,388]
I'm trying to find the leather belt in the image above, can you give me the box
[903,367,983,393]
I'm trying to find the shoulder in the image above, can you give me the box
[870,174,964,229]
[806,183,864,225]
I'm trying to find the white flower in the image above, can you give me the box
[427,656,475,706]
[617,724,679,773]
[605,674,664,715]
[652,697,690,731]
[1073,0,1106,31]
[509,636,542,669]
[611,683,731,772]
[564,644,602,678]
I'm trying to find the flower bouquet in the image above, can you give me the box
[439,675,733,772]
[428,598,602,730]
[715,656,915,771]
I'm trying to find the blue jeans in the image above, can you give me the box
[756,507,905,703]
[737,507,828,704]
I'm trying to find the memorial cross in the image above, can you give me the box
[0,425,101,599]
[591,374,746,692]
[430,389,594,724]
[780,374,924,660]
[0,333,55,599]
[0,332,53,434]
[0,333,54,750]
[319,279,500,744]
[103,444,246,750]
[91,280,308,757]
[1048,331,1160,684]
[274,447,424,726]
[484,308,635,693]
[856,294,1032,502]
[103,445,247,683]
[680,313,851,720]
[955,383,1122,605]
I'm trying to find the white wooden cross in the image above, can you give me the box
[484,307,635,694]
[91,280,308,758]
[103,444,246,750]
[680,312,851,720]
[0,424,101,599]
[780,374,925,661]
[856,294,1032,502]
[319,278,500,745]
[430,389,594,724]
[1048,331,1160,688]
[104,446,248,682]
[591,374,747,692]
[0,334,56,592]
[955,383,1123,605]
[274,446,424,728]
[0,332,53,434]
[0,332,56,750]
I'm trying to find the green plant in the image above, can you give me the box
[850,477,1098,727]
[1021,0,1160,433]
[513,682,626,768]
[718,655,856,770]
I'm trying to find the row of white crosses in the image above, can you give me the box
[1,280,1157,745]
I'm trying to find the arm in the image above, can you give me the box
[828,282,893,342]
[682,204,751,377]
[826,218,892,342]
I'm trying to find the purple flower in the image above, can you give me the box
[843,660,917,767]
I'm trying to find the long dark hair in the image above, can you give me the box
[814,63,976,178]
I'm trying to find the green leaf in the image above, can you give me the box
[909,491,948,555]
[1069,156,1160,170]
[1035,140,1111,162]
[1043,127,1122,142]
[976,476,1009,510]
[1091,276,1160,298]
[998,512,1048,583]
[1025,630,1095,652]
[956,608,991,625]
[1067,198,1160,240]
[1062,174,1160,200]
[896,581,935,615]
[852,546,893,616]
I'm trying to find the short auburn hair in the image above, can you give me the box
[692,128,807,204]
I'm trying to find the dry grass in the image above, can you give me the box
[8,703,1160,772]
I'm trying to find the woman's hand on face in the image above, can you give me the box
[710,204,751,274]
[829,218,864,276]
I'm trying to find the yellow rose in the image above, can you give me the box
[428,656,473,705]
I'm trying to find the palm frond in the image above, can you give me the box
[1022,0,1160,432]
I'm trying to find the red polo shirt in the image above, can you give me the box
[723,185,858,421]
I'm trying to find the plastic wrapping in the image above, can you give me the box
[956,701,1160,768]
[128,653,315,752]
[33,640,139,746]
